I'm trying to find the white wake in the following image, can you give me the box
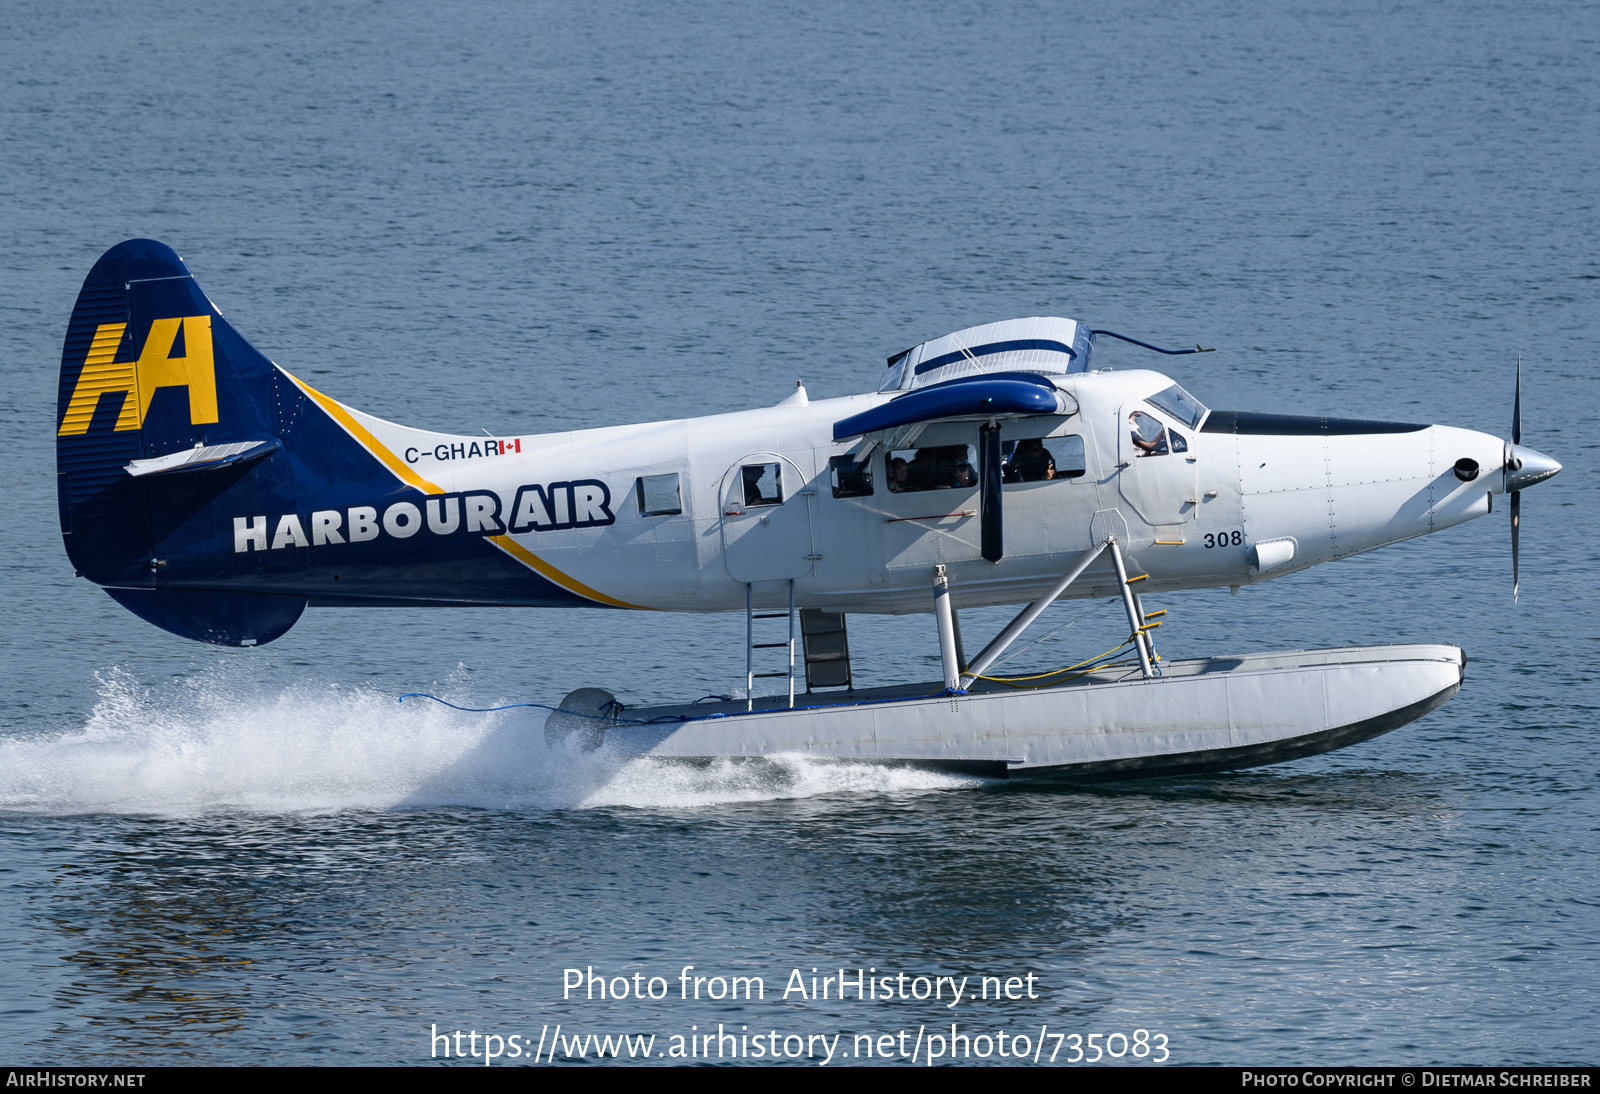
[0,668,983,816]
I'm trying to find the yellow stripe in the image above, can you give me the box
[487,535,643,609]
[286,370,647,610]
[287,373,444,495]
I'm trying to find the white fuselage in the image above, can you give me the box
[339,368,1505,613]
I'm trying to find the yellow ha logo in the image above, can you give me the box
[58,315,217,436]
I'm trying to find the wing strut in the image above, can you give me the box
[933,566,962,691]
[979,423,1003,562]
[954,537,1158,690]
[1108,541,1157,678]
[958,540,1107,687]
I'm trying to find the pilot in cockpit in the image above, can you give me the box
[1129,411,1168,457]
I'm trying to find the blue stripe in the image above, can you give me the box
[913,339,1077,375]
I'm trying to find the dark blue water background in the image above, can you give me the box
[1,0,1596,1066]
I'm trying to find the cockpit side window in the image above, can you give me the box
[1129,410,1170,457]
[1145,383,1207,429]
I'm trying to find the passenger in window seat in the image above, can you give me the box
[887,457,910,492]
[1010,438,1056,481]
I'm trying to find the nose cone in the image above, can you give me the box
[1505,443,1561,492]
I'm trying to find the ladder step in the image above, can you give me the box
[752,642,790,649]
[752,671,791,678]
[752,612,790,619]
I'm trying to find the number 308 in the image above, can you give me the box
[1203,531,1243,548]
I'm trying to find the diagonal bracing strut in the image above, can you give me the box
[957,536,1155,689]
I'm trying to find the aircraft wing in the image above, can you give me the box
[832,372,1078,442]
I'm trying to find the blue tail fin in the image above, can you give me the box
[58,240,596,646]
[56,239,306,644]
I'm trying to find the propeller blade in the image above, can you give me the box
[1511,355,1521,601]
[1511,490,1520,603]
[1513,354,1522,446]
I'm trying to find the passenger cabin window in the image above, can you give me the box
[886,445,977,493]
[1002,435,1086,483]
[829,454,873,498]
[636,473,683,516]
[740,463,784,507]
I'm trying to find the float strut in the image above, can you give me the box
[959,539,1111,688]
[1130,587,1156,667]
[933,565,963,692]
[1108,539,1155,678]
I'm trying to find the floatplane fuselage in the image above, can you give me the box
[55,240,1561,779]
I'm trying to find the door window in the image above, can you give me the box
[740,463,783,507]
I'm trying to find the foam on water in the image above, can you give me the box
[582,753,988,809]
[0,668,984,816]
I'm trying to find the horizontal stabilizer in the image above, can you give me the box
[125,439,281,477]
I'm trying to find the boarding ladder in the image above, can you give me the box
[745,580,797,711]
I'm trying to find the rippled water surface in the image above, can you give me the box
[1,0,1596,1066]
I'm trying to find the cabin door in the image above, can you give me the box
[1116,402,1198,526]
[720,452,818,582]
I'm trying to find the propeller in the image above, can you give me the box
[1511,356,1520,602]
[1504,354,1563,601]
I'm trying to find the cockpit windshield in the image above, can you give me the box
[1145,383,1207,429]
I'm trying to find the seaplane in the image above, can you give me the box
[54,239,1562,781]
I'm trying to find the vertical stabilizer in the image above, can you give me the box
[56,239,305,644]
